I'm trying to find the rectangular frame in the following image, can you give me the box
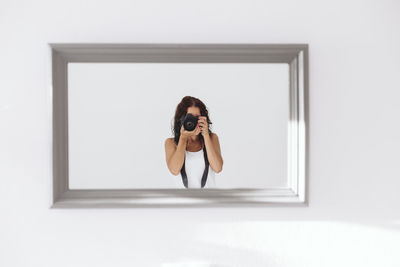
[49,43,309,208]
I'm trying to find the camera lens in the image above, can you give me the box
[183,114,198,131]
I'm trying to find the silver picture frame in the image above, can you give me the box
[49,43,309,208]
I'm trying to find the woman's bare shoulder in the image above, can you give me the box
[210,132,219,139]
[165,137,176,146]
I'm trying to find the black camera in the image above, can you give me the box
[180,113,200,131]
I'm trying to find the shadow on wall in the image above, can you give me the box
[154,220,400,267]
[161,263,229,267]
[186,220,400,267]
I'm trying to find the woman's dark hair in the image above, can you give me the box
[172,96,213,145]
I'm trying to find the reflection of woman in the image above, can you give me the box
[165,96,223,188]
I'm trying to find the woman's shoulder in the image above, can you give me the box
[164,137,176,147]
[165,137,174,143]
[210,132,219,140]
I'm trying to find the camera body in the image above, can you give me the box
[180,113,200,131]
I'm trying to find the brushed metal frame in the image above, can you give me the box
[48,43,309,208]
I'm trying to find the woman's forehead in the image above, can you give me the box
[187,107,200,114]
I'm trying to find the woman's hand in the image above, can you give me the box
[197,116,209,136]
[180,124,201,139]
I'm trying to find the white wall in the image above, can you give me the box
[1,0,400,266]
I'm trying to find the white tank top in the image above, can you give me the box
[173,149,217,189]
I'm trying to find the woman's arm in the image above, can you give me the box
[203,133,223,173]
[165,136,188,176]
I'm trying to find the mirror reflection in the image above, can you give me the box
[67,63,289,189]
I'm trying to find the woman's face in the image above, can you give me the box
[186,106,201,117]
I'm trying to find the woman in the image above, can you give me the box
[164,96,223,188]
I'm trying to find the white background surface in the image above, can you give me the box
[68,63,289,189]
[1,0,400,266]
